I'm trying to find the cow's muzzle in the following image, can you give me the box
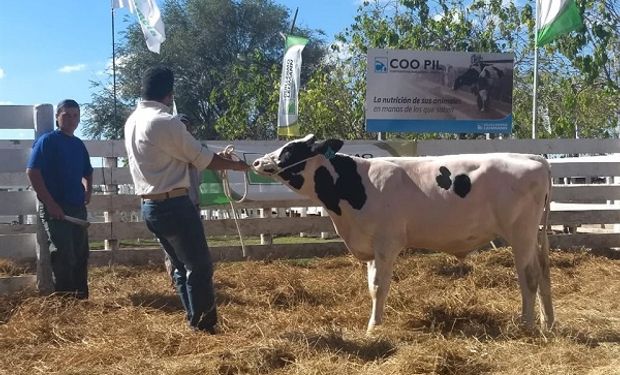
[252,157,278,176]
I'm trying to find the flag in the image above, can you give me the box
[537,0,583,46]
[112,0,166,53]
[277,35,308,137]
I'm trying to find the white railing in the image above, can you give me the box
[1,104,619,295]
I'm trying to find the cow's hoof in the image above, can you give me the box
[366,325,375,335]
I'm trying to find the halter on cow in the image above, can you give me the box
[252,135,554,333]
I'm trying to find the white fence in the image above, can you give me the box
[1,104,620,294]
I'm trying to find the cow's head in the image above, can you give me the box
[252,134,344,176]
[254,134,366,215]
[252,134,344,189]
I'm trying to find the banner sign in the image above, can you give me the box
[366,49,514,134]
[277,35,309,137]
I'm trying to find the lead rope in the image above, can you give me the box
[219,145,249,257]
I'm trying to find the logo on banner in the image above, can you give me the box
[374,57,388,73]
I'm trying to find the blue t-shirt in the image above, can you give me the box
[27,130,93,206]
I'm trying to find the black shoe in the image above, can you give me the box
[190,325,218,334]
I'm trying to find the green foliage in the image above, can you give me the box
[212,51,281,139]
[333,0,619,140]
[297,63,370,139]
[84,0,327,140]
[82,81,134,140]
[85,0,619,141]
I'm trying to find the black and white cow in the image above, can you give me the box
[453,63,504,112]
[252,135,554,333]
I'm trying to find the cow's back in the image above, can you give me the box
[353,153,550,254]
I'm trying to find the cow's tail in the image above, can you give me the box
[537,157,555,329]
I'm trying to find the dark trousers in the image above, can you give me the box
[39,204,89,299]
[142,195,217,330]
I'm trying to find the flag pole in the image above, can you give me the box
[111,2,118,131]
[290,7,298,34]
[531,45,538,139]
[531,0,539,140]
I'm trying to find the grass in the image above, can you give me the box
[0,248,618,374]
[0,259,33,277]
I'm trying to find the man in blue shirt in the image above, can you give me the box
[26,99,93,299]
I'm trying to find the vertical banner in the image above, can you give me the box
[112,0,166,53]
[277,35,308,137]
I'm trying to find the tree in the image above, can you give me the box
[329,0,532,140]
[81,81,133,140]
[556,0,620,89]
[298,63,368,139]
[331,0,619,140]
[83,0,327,140]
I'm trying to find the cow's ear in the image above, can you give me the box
[312,139,344,157]
[301,134,316,145]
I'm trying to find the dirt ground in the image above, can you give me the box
[0,248,618,375]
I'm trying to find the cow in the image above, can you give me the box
[453,63,504,112]
[252,135,554,334]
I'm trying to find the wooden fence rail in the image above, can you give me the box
[1,103,619,295]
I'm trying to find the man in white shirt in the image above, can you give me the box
[124,65,249,333]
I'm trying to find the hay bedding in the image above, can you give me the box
[0,248,618,375]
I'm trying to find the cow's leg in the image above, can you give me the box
[511,235,541,329]
[537,228,555,329]
[366,247,399,334]
[478,89,488,112]
[366,260,378,331]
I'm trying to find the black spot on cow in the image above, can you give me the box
[453,174,471,198]
[314,155,367,216]
[276,137,317,190]
[314,167,341,214]
[332,156,366,210]
[279,163,306,190]
[277,143,313,170]
[436,166,452,190]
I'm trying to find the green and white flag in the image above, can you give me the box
[112,0,166,53]
[277,35,308,137]
[537,0,583,46]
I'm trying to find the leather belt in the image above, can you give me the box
[141,188,189,201]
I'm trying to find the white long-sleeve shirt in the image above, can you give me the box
[124,100,214,196]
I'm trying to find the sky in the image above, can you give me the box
[0,0,361,139]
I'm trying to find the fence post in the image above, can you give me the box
[299,207,307,237]
[260,208,273,245]
[33,104,54,294]
[615,171,620,234]
[320,206,330,239]
[104,156,119,251]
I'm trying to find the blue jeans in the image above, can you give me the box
[39,203,89,299]
[141,195,217,330]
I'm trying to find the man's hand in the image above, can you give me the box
[232,160,251,171]
[85,189,92,205]
[217,150,232,159]
[46,201,65,220]
[207,151,251,171]
[26,168,65,220]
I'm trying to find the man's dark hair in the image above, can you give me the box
[141,65,174,100]
[56,99,80,116]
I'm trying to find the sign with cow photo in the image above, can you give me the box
[366,49,514,134]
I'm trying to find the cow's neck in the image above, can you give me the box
[308,155,367,217]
